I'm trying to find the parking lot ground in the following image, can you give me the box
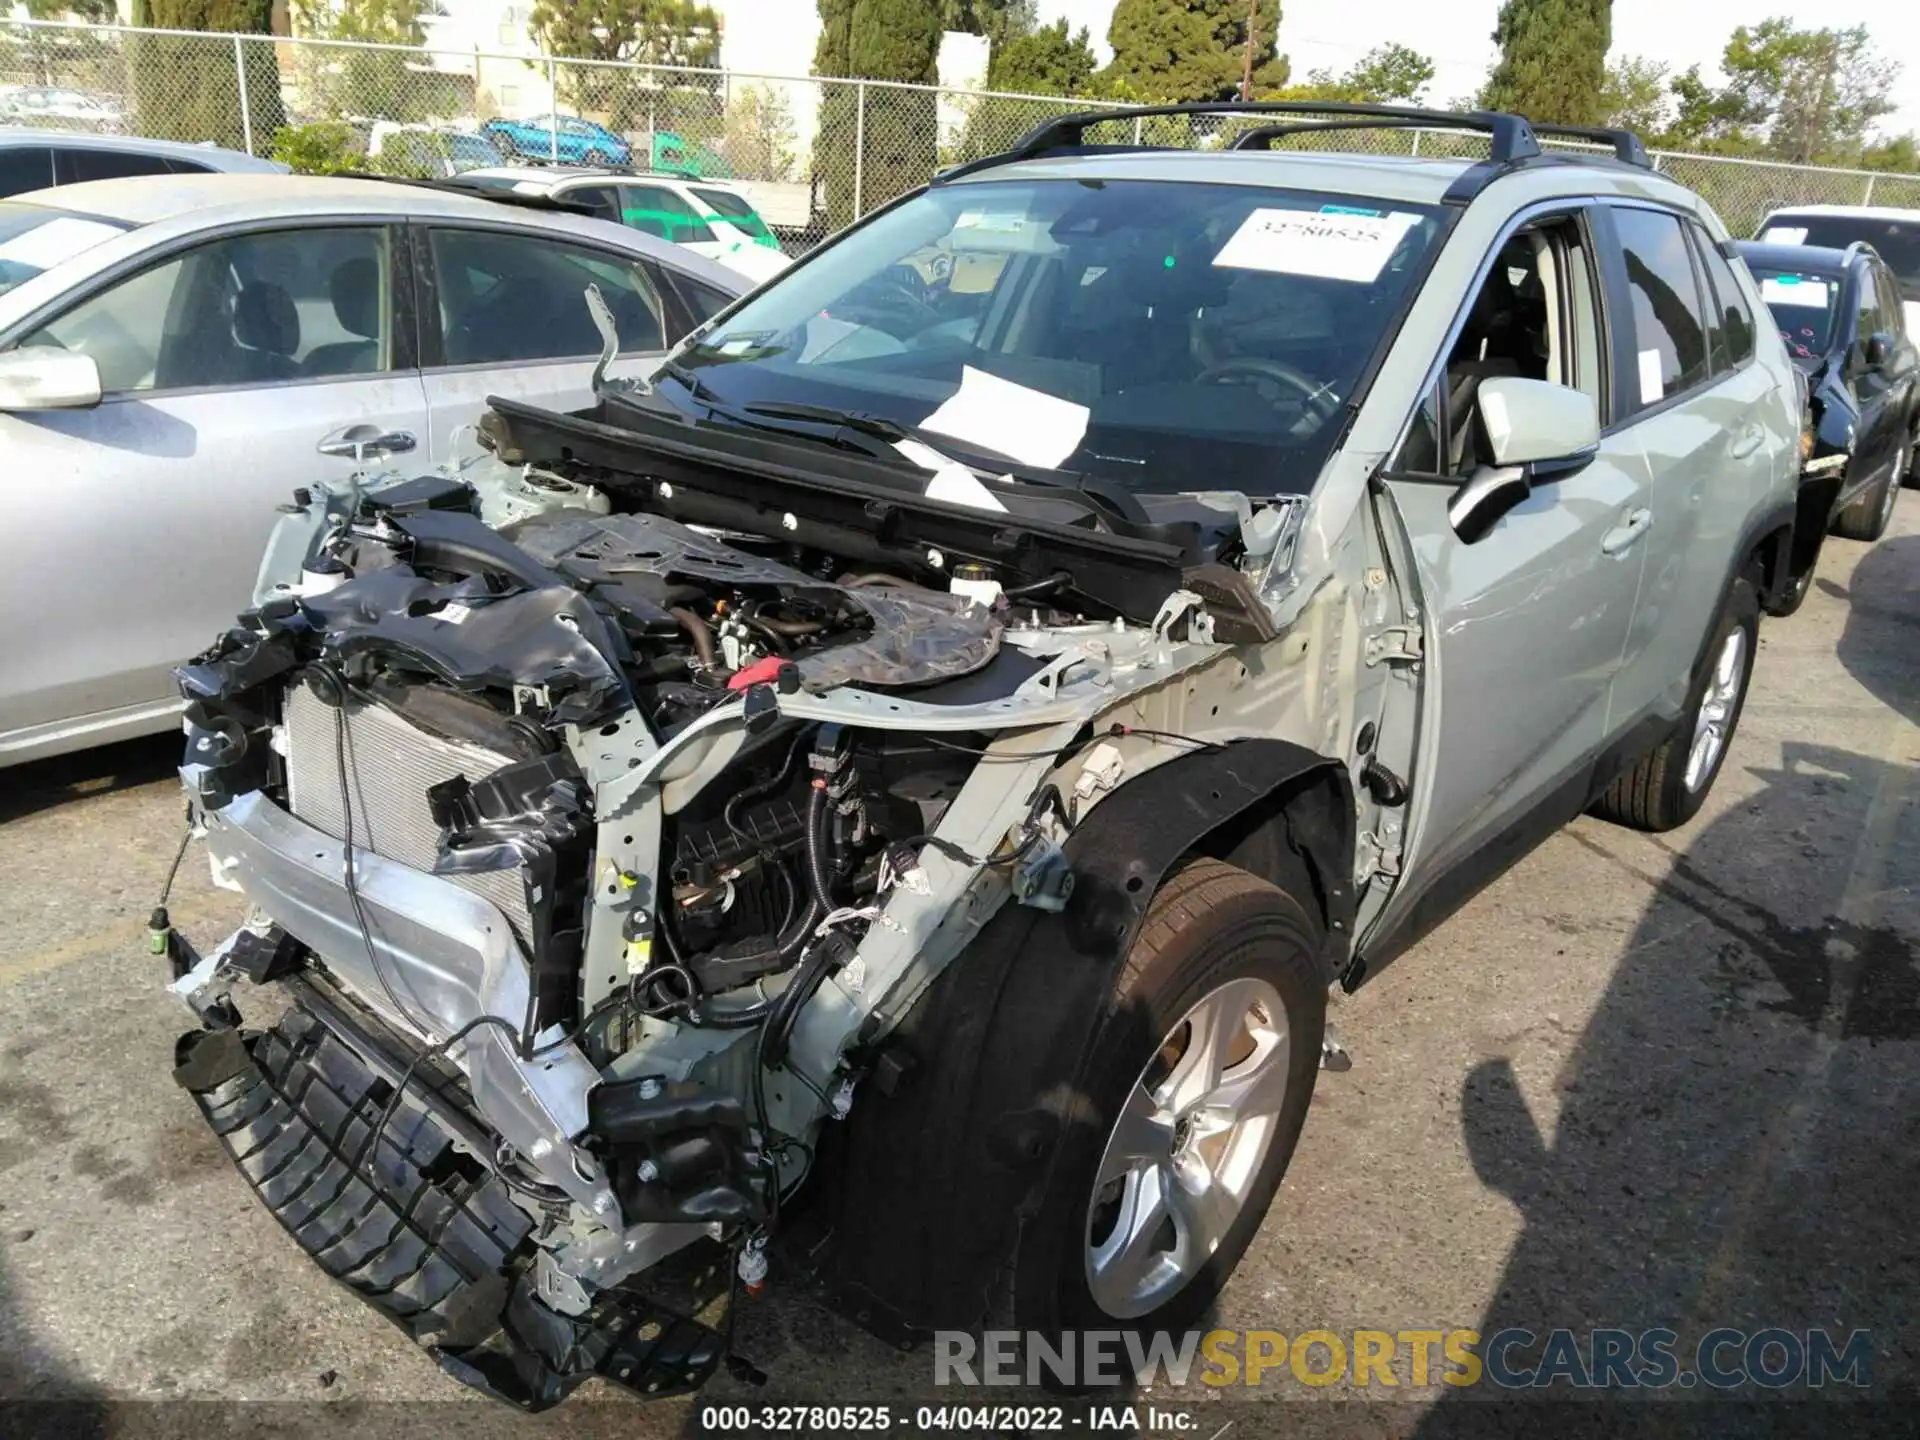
[1,504,1916,1437]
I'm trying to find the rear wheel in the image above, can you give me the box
[1011,859,1325,1339]
[1832,440,1906,541]
[1590,573,1759,832]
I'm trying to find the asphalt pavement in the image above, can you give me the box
[1,502,1915,1438]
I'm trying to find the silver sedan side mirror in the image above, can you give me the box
[0,349,103,412]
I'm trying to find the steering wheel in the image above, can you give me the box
[1196,356,1342,421]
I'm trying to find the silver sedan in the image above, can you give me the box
[0,173,745,766]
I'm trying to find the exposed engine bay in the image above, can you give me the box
[161,399,1358,1407]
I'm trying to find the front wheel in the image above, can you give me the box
[1590,573,1759,832]
[1011,859,1326,1339]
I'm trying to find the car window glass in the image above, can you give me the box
[0,146,55,197]
[1856,267,1881,345]
[562,184,622,223]
[428,227,666,365]
[1749,266,1838,359]
[621,185,715,244]
[20,227,391,392]
[692,185,773,241]
[1762,213,1920,304]
[676,275,735,325]
[1692,231,1755,369]
[1875,266,1904,337]
[57,148,173,184]
[1612,207,1711,410]
[163,156,214,174]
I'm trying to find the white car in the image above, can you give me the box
[1756,204,1920,334]
[456,165,792,284]
[0,173,746,765]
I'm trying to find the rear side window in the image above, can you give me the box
[55,148,174,184]
[1689,227,1756,371]
[620,185,715,245]
[1612,207,1711,410]
[0,146,55,198]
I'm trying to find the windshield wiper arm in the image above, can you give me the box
[741,400,913,441]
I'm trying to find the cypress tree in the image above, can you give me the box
[1480,0,1612,126]
[1103,0,1286,103]
[813,0,941,228]
[133,0,286,154]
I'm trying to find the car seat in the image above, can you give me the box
[302,257,380,377]
[228,280,302,384]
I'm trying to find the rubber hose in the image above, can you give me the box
[805,780,835,910]
[670,606,719,671]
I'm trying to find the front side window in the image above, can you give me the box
[668,179,1447,493]
[621,185,715,245]
[1612,207,1710,411]
[1691,228,1756,370]
[18,226,392,393]
[428,226,667,365]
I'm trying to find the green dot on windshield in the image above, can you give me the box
[1164,255,1176,268]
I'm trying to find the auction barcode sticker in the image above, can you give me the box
[1212,208,1421,283]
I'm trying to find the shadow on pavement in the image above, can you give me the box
[0,734,181,826]
[1825,533,1920,726]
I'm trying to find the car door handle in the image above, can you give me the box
[1601,508,1653,556]
[317,425,416,462]
[1730,426,1765,459]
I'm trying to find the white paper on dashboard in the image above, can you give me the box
[1760,226,1809,245]
[1211,208,1421,283]
[918,365,1090,470]
[892,438,1009,512]
[1760,276,1829,307]
[0,216,122,270]
[1637,348,1666,405]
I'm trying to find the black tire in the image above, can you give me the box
[1590,574,1760,832]
[1009,858,1326,1341]
[1763,556,1815,617]
[1832,441,1906,541]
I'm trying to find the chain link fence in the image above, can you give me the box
[6,17,1919,246]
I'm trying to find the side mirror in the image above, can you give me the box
[0,349,103,412]
[1448,377,1601,544]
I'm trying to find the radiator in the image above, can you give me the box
[282,683,535,950]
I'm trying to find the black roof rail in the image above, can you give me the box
[345,173,598,215]
[934,101,1542,186]
[1527,121,1652,169]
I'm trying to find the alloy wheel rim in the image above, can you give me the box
[1684,627,1748,793]
[1083,976,1290,1319]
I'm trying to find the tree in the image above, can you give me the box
[1478,0,1610,125]
[294,0,461,123]
[1863,133,1920,174]
[987,18,1096,96]
[720,82,799,182]
[813,0,941,226]
[1599,54,1672,139]
[1272,43,1433,104]
[1102,0,1287,104]
[132,0,286,154]
[942,0,1035,43]
[1716,20,1898,166]
[528,0,723,132]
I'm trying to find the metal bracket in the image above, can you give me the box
[1354,827,1403,884]
[1364,626,1424,667]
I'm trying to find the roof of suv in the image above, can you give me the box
[0,125,283,173]
[1734,240,1860,276]
[942,146,1693,211]
[1763,204,1920,224]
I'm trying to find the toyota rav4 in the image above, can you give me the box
[159,103,1803,1408]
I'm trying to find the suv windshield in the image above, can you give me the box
[0,203,129,297]
[1747,265,1841,361]
[1761,213,1920,303]
[669,179,1445,493]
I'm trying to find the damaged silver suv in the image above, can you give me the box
[160,103,1803,1407]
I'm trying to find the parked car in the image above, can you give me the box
[160,104,1804,1407]
[480,112,630,166]
[367,122,505,178]
[627,127,733,178]
[0,173,746,766]
[455,164,790,283]
[0,85,125,134]
[1757,205,1920,335]
[1735,238,1918,611]
[0,127,284,198]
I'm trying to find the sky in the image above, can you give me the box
[1037,0,1920,135]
